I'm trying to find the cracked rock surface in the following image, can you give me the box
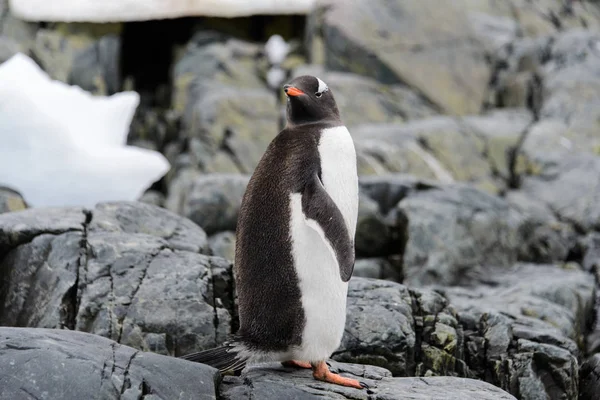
[0,201,231,358]
[220,361,516,400]
[0,327,219,400]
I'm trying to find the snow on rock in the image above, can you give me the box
[0,53,170,208]
[9,0,316,22]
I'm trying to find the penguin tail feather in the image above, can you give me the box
[179,343,247,375]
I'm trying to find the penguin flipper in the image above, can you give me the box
[179,344,247,375]
[301,173,355,282]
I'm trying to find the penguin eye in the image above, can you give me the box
[315,92,322,98]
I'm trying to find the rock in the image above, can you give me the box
[0,202,229,358]
[507,190,578,264]
[0,186,27,214]
[166,171,249,235]
[352,258,399,281]
[309,0,491,115]
[580,354,600,400]
[138,189,166,208]
[355,193,399,258]
[172,32,279,174]
[519,153,600,232]
[32,23,122,95]
[351,110,529,193]
[209,231,236,262]
[10,0,317,21]
[0,327,219,399]
[397,183,521,286]
[220,361,517,400]
[442,262,596,400]
[292,65,438,126]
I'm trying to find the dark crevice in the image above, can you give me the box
[220,128,247,174]
[119,350,140,396]
[60,209,93,331]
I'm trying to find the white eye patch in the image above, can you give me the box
[316,77,329,94]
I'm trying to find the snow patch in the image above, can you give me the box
[0,53,170,208]
[9,0,316,22]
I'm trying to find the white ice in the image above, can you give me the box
[9,0,316,22]
[265,35,290,65]
[0,53,171,208]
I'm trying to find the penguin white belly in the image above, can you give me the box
[289,125,358,362]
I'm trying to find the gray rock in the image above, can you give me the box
[507,190,578,263]
[519,153,600,232]
[0,327,219,399]
[580,354,600,400]
[397,183,521,286]
[292,65,438,126]
[90,201,208,253]
[442,263,596,400]
[0,186,27,214]
[138,190,166,208]
[309,0,490,115]
[0,35,19,63]
[358,174,438,215]
[32,23,122,95]
[355,193,398,257]
[220,361,516,400]
[172,32,278,174]
[166,171,249,235]
[208,231,236,262]
[0,202,227,358]
[351,111,529,193]
[352,258,399,281]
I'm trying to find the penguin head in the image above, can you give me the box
[283,75,340,126]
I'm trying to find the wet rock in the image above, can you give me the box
[0,202,228,358]
[220,361,516,400]
[293,65,438,126]
[166,170,249,235]
[0,186,27,214]
[580,354,600,400]
[172,31,279,174]
[397,183,521,286]
[209,231,236,262]
[0,327,219,399]
[309,0,490,115]
[32,23,122,95]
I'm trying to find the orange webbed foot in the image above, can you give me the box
[311,361,368,389]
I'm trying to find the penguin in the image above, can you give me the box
[180,75,364,389]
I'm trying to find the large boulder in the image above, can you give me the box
[339,263,595,400]
[351,110,532,194]
[292,65,438,126]
[395,183,521,286]
[0,202,231,357]
[308,0,491,115]
[171,31,279,174]
[0,327,219,399]
[166,170,249,235]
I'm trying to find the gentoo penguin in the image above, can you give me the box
[181,75,364,389]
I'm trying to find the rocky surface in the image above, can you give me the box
[0,202,234,358]
[220,361,517,400]
[2,1,600,399]
[0,327,219,399]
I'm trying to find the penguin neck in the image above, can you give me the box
[285,100,341,128]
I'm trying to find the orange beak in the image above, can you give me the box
[284,85,304,96]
